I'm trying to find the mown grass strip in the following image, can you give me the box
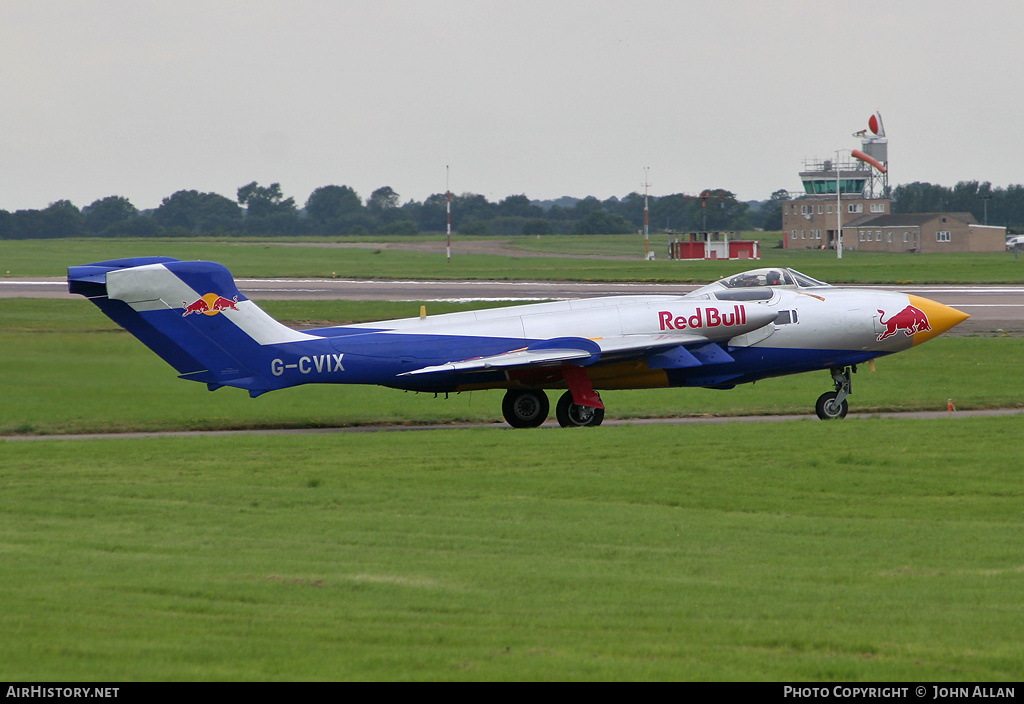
[2,299,1020,435]
[1,419,1022,680]
[4,236,1024,283]
[2,330,1020,436]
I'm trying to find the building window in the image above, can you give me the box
[870,203,885,213]
[848,204,863,214]
[827,205,833,214]
[818,205,823,214]
[859,231,865,242]
[937,231,951,242]
[887,232,892,242]
[903,232,909,243]
[875,231,882,241]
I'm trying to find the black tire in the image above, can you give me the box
[555,390,605,428]
[815,391,848,420]
[502,389,549,428]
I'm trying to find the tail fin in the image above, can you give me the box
[68,257,315,396]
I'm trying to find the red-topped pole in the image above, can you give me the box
[446,165,451,264]
[643,167,650,260]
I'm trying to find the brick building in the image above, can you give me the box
[781,158,1006,252]
[782,157,889,250]
[846,212,1005,253]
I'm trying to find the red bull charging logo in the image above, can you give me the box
[877,305,931,341]
[182,293,240,317]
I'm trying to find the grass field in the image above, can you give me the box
[4,235,1024,283]
[2,239,1023,680]
[2,420,1023,680]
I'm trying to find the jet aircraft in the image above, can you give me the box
[68,258,969,427]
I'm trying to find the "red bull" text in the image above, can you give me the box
[658,305,747,331]
[877,305,931,341]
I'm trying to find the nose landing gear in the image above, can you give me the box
[816,366,854,420]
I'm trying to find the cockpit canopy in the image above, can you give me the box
[714,267,829,290]
[689,267,830,298]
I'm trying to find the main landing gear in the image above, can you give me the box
[501,389,549,428]
[501,389,605,428]
[815,366,854,420]
[555,390,605,428]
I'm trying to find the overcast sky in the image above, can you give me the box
[2,0,1021,212]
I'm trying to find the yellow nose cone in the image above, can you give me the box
[907,294,970,345]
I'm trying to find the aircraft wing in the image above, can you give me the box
[400,333,708,376]
[592,333,706,354]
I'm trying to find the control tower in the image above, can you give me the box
[798,157,872,198]
[782,113,891,250]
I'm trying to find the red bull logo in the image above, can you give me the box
[877,305,931,341]
[182,293,240,317]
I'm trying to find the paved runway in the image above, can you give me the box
[5,276,1022,334]
[5,408,1023,441]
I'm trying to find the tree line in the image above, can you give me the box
[2,179,1020,240]
[891,181,1024,230]
[0,182,764,239]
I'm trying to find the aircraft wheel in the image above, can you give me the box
[555,390,605,428]
[502,389,549,428]
[815,391,848,420]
